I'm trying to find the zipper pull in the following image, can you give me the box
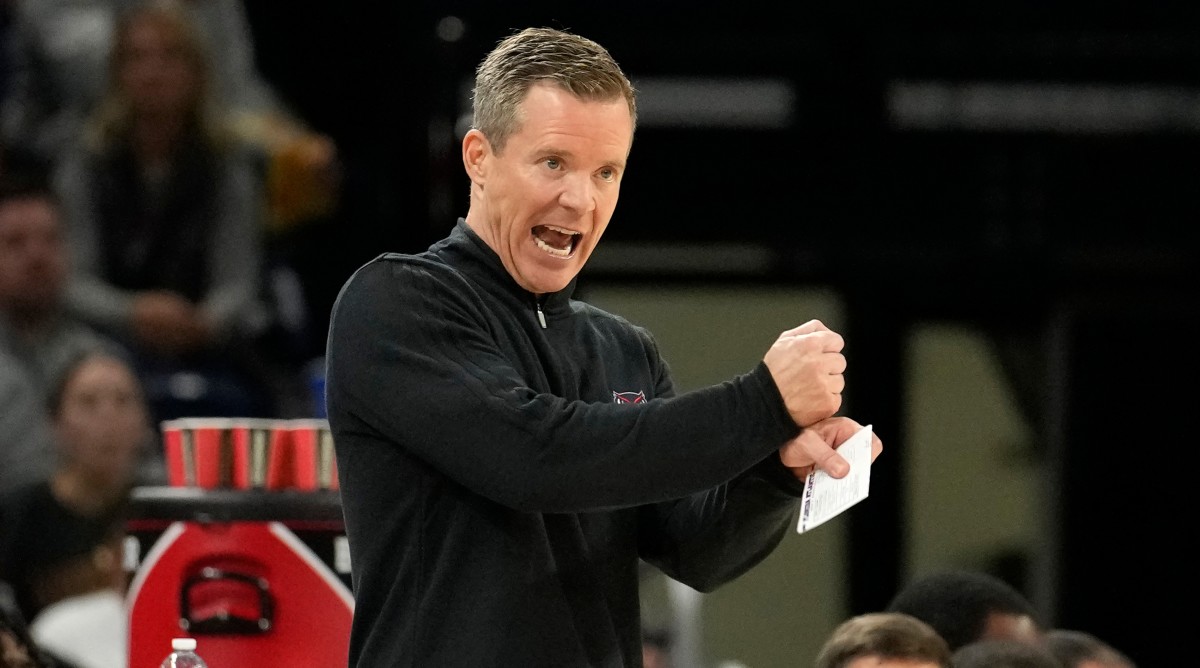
[536,301,547,329]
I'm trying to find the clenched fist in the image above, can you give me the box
[763,319,846,427]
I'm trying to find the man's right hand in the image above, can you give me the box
[763,319,845,427]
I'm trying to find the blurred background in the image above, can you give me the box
[236,2,1196,666]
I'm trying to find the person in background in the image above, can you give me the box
[886,570,1043,652]
[0,174,132,493]
[950,639,1062,668]
[325,26,883,666]
[0,176,125,397]
[1,0,338,199]
[51,1,288,421]
[815,612,952,668]
[0,350,155,639]
[1042,629,1135,668]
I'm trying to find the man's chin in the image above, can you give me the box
[518,258,579,294]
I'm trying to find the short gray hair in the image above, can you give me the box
[472,27,637,153]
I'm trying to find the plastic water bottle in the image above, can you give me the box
[159,638,209,667]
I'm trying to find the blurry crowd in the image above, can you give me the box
[643,569,1136,668]
[1,1,338,666]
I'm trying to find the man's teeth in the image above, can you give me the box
[533,225,579,257]
[534,236,572,257]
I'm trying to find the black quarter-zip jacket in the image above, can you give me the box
[325,220,808,667]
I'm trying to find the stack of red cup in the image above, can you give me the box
[161,418,338,491]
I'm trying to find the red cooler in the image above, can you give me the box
[124,487,352,667]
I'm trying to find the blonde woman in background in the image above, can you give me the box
[51,1,288,422]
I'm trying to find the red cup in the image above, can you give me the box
[229,418,288,490]
[288,419,338,491]
[264,420,295,490]
[162,419,187,486]
[162,418,236,488]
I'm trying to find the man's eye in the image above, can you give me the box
[544,158,560,170]
[598,168,615,182]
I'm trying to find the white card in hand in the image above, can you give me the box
[796,424,873,534]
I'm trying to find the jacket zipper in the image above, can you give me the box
[535,300,547,329]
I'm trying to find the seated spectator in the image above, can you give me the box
[0,350,158,629]
[1,174,128,493]
[0,176,123,395]
[1043,629,1135,668]
[885,569,1043,651]
[1,0,339,200]
[951,639,1062,668]
[52,1,298,421]
[815,612,952,668]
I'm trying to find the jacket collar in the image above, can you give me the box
[433,219,578,313]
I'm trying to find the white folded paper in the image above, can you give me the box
[796,424,873,534]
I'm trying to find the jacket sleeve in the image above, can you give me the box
[325,260,802,514]
[635,454,805,592]
[635,322,806,592]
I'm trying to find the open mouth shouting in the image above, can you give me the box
[532,224,581,258]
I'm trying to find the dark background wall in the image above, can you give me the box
[243,4,1198,664]
[244,2,1198,331]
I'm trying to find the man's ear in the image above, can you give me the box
[462,129,489,184]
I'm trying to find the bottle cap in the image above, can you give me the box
[172,638,198,651]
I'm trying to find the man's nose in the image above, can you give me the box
[558,173,596,213]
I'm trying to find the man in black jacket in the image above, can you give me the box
[325,26,883,667]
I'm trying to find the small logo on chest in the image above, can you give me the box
[612,391,646,404]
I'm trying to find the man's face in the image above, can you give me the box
[0,196,67,314]
[464,81,632,295]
